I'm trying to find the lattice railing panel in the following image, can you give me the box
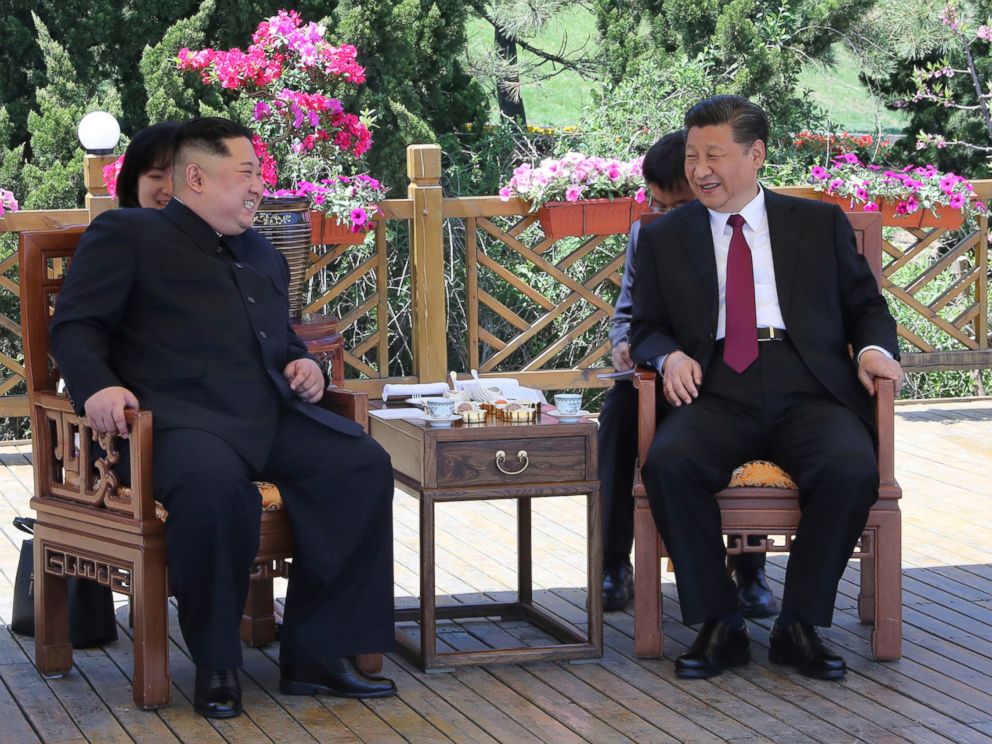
[303,217,413,380]
[461,213,626,378]
[881,222,989,354]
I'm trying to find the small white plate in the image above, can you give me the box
[546,409,591,422]
[422,413,462,427]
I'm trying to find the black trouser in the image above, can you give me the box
[152,406,395,669]
[640,341,877,626]
[598,379,765,573]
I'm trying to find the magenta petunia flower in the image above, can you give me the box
[810,165,828,179]
[565,185,583,202]
[350,207,368,229]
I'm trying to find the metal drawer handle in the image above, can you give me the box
[495,449,529,476]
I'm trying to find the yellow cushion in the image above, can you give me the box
[727,460,797,489]
[153,481,283,522]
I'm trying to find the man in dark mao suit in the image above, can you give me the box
[630,96,904,680]
[50,118,396,718]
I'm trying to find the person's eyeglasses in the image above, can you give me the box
[647,193,670,214]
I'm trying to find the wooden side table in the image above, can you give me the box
[370,411,603,670]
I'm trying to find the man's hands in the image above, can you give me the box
[611,341,633,372]
[284,358,325,403]
[858,349,904,396]
[662,351,702,407]
[84,386,140,437]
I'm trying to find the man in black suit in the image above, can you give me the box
[600,132,777,619]
[51,118,396,718]
[630,96,903,680]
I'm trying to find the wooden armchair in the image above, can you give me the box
[631,211,902,661]
[20,227,380,710]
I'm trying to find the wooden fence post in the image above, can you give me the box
[407,144,447,382]
[83,154,117,220]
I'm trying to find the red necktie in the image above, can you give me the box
[723,214,758,373]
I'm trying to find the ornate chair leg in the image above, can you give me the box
[858,531,876,625]
[871,513,902,660]
[356,654,383,675]
[33,534,73,677]
[241,576,277,647]
[633,493,664,658]
[131,547,171,709]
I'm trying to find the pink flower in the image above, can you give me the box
[499,187,512,201]
[855,187,870,201]
[949,193,966,209]
[634,187,646,204]
[827,178,844,193]
[895,201,910,215]
[565,185,583,202]
[350,207,368,230]
[810,165,828,179]
[102,155,125,199]
[0,188,18,217]
[862,202,879,212]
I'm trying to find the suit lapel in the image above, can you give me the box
[764,189,800,323]
[680,201,719,326]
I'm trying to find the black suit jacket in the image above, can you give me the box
[629,189,899,428]
[50,199,362,469]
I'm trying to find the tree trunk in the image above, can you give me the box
[494,25,526,124]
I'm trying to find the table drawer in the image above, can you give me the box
[435,436,586,487]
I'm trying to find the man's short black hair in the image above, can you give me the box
[683,95,769,150]
[173,117,254,163]
[642,130,688,191]
[117,121,180,208]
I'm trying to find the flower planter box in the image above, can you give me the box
[820,193,964,231]
[536,197,649,241]
[310,211,373,245]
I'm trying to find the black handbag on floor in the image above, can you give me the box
[10,517,119,648]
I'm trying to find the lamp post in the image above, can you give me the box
[77,111,121,219]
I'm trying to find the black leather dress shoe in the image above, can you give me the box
[194,667,242,719]
[734,567,779,618]
[675,619,751,679]
[769,621,847,680]
[280,657,397,699]
[602,562,634,612]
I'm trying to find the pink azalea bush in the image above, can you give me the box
[102,155,125,198]
[499,153,647,210]
[0,188,19,217]
[809,154,988,221]
[177,9,381,229]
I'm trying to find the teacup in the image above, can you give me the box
[554,393,582,415]
[424,397,455,418]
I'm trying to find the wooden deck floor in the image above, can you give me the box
[1,398,991,743]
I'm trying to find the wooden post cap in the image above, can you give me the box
[407,145,442,185]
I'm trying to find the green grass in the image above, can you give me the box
[464,7,600,128]
[797,44,909,134]
[465,13,908,135]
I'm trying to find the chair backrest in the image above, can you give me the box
[846,211,883,290]
[19,227,85,398]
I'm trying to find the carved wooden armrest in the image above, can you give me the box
[319,388,369,431]
[31,391,157,522]
[632,368,657,471]
[873,377,896,487]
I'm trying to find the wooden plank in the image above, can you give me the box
[0,660,87,743]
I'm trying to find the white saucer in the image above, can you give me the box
[546,409,591,422]
[422,413,462,427]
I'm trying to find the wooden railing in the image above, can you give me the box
[1,146,990,417]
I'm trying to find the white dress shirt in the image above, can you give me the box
[709,187,785,340]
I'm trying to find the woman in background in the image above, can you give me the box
[115,121,180,209]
